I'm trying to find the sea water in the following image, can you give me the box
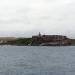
[0,46,75,75]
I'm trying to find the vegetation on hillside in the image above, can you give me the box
[6,38,32,46]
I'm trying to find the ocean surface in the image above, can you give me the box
[0,46,75,75]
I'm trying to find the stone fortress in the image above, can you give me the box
[32,32,71,46]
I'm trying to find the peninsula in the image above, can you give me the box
[0,33,75,46]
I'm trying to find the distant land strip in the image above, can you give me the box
[0,34,75,46]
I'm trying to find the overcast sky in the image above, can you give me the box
[0,0,74,38]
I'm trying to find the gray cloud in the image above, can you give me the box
[0,0,74,38]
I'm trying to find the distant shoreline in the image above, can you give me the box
[0,34,75,46]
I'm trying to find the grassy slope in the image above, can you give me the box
[6,38,32,45]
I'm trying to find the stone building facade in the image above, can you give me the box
[32,33,71,46]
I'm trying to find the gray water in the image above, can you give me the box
[0,46,75,75]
